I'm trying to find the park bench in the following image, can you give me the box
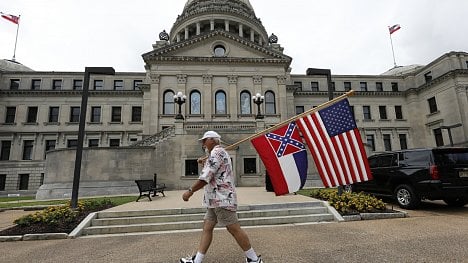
[135,174,166,202]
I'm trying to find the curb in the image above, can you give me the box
[0,232,69,242]
[342,211,407,221]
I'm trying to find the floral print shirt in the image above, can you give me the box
[198,145,237,211]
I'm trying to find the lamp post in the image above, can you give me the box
[252,93,265,119]
[173,91,186,120]
[440,123,462,146]
[71,67,115,209]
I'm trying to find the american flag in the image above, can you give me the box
[297,99,372,188]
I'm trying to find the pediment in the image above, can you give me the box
[142,30,291,66]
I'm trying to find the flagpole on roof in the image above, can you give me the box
[225,90,355,150]
[12,15,20,61]
[389,33,397,67]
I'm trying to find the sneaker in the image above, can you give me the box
[179,255,195,263]
[246,255,263,263]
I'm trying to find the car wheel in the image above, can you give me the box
[343,184,353,193]
[443,197,468,207]
[394,184,421,209]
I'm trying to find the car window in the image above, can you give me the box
[368,156,379,168]
[379,154,396,167]
[434,152,468,165]
[403,151,431,166]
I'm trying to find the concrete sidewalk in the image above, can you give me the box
[106,187,318,211]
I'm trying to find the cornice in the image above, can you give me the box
[405,69,468,95]
[0,90,144,97]
[143,30,290,62]
[294,91,404,97]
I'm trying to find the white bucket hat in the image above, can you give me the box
[198,131,221,141]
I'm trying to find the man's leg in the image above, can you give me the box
[198,219,217,254]
[226,223,251,251]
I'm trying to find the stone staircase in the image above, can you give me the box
[78,201,336,238]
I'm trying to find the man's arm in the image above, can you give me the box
[182,179,207,201]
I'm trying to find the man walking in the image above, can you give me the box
[180,131,263,263]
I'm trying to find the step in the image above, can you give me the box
[91,207,328,226]
[82,213,334,236]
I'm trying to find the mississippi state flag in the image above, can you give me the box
[251,122,307,196]
[388,24,401,34]
[1,13,20,24]
[297,99,372,188]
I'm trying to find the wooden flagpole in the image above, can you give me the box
[225,90,355,150]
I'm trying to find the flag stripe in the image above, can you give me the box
[278,154,302,193]
[1,13,20,24]
[352,129,372,180]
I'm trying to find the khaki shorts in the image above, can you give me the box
[204,207,239,226]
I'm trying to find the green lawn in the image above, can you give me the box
[0,196,136,209]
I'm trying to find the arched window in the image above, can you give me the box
[163,90,175,114]
[215,91,227,114]
[190,90,201,114]
[240,91,251,114]
[265,91,276,114]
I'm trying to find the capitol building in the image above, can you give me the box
[1,0,467,198]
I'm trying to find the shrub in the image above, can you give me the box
[14,199,114,227]
[309,189,386,215]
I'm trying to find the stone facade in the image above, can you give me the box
[0,0,467,198]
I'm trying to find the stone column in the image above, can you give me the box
[456,85,468,139]
[250,30,255,42]
[228,75,238,118]
[253,75,263,116]
[147,73,160,134]
[203,75,213,118]
[239,24,243,37]
[184,27,189,40]
[277,75,288,119]
[177,74,187,117]
[225,20,230,31]
[210,20,214,31]
[196,22,200,35]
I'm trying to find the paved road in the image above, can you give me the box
[1,201,466,263]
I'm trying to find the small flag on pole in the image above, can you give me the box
[388,24,401,34]
[1,12,20,24]
[296,98,372,188]
[251,122,308,196]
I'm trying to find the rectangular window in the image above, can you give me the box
[93,80,103,90]
[185,159,199,176]
[73,79,83,90]
[0,174,6,191]
[111,106,122,122]
[10,79,20,90]
[366,135,375,151]
[22,140,34,160]
[26,106,38,123]
[360,82,368,91]
[133,80,143,90]
[45,140,56,157]
[113,80,124,90]
[67,139,78,148]
[310,81,319,91]
[244,158,257,174]
[376,82,383,91]
[52,79,62,90]
[363,106,371,120]
[1,141,12,161]
[383,134,392,151]
[344,82,352,91]
[395,106,403,119]
[91,106,101,123]
[131,106,142,122]
[31,79,41,90]
[109,139,120,147]
[434,128,444,147]
[379,106,387,120]
[88,139,99,147]
[48,107,59,122]
[18,174,29,190]
[295,106,304,114]
[294,81,303,91]
[428,97,438,113]
[70,107,80,122]
[399,134,408,150]
[424,72,432,83]
[391,82,399,91]
[5,107,16,123]
[40,173,44,186]
[350,106,355,119]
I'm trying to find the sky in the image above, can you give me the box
[1,0,468,75]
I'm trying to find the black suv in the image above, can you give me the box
[351,147,468,209]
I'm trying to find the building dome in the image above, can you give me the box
[0,59,34,72]
[381,64,423,76]
[170,0,268,46]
